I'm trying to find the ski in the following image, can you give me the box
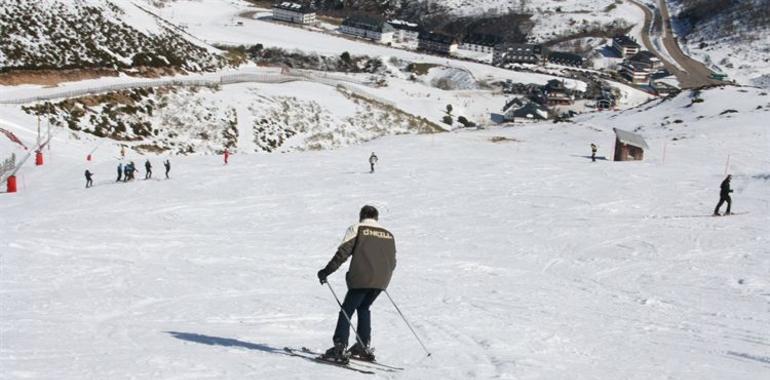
[720,211,750,216]
[648,211,749,220]
[282,347,375,375]
[300,346,404,371]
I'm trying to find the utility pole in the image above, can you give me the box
[36,116,41,147]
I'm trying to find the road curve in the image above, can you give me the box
[627,0,720,88]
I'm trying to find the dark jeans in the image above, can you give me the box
[333,288,381,347]
[715,195,732,214]
[370,163,375,173]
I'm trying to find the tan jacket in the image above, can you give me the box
[324,219,396,289]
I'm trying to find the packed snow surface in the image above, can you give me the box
[2,86,769,379]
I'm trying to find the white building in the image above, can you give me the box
[620,61,652,85]
[340,15,395,44]
[272,2,316,25]
[418,32,459,55]
[627,51,662,71]
[493,43,543,65]
[612,35,641,58]
[388,20,420,48]
[459,34,501,54]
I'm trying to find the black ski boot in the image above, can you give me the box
[348,342,376,362]
[321,342,349,364]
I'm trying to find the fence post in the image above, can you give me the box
[6,175,16,193]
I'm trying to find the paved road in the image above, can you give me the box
[628,0,721,88]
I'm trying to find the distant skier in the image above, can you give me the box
[316,205,397,364]
[164,159,171,179]
[123,162,130,182]
[713,174,733,216]
[117,163,123,182]
[145,160,152,180]
[590,143,598,162]
[85,169,94,188]
[369,152,378,173]
[224,149,230,165]
[126,161,136,181]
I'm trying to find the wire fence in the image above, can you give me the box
[0,78,215,105]
[0,70,371,105]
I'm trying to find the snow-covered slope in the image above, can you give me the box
[2,86,768,379]
[427,0,620,14]
[0,0,224,73]
[1,79,444,156]
[426,0,638,41]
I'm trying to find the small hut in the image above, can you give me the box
[613,128,649,161]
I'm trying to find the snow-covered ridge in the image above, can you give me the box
[0,0,225,72]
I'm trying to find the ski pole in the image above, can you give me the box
[384,290,432,357]
[325,281,367,347]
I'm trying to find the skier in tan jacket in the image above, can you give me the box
[317,205,396,363]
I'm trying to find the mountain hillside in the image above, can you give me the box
[670,0,770,86]
[0,0,225,74]
[2,79,443,156]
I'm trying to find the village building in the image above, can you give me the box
[271,2,316,25]
[418,32,459,55]
[619,60,652,85]
[593,86,617,110]
[544,79,574,106]
[493,43,543,66]
[502,98,549,121]
[340,15,395,44]
[627,50,662,71]
[612,35,641,58]
[501,80,542,96]
[388,20,420,48]
[546,51,586,68]
[613,128,649,161]
[652,80,680,97]
[459,34,502,54]
[594,95,615,110]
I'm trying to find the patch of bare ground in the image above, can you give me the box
[0,69,119,86]
[337,86,445,134]
[318,15,343,26]
[238,10,259,19]
[490,136,522,143]
[0,67,185,86]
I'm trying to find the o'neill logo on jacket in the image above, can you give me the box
[362,228,393,239]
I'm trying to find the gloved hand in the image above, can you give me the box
[317,268,329,285]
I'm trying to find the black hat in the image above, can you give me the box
[359,205,379,221]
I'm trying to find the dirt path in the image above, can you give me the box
[627,0,720,88]
[655,0,722,88]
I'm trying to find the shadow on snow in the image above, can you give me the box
[166,331,284,354]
